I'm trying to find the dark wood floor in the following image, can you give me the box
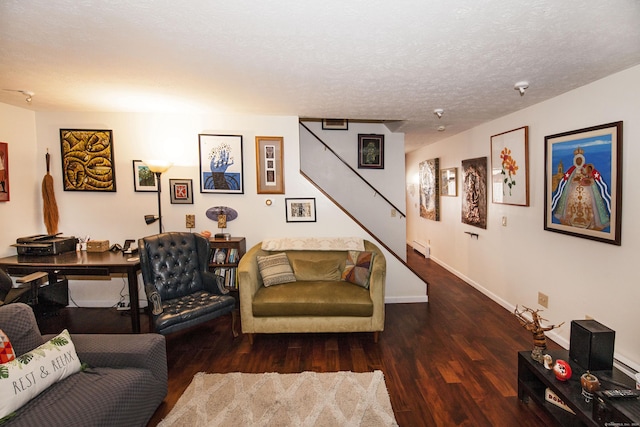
[39,248,562,426]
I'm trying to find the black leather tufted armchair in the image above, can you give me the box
[138,232,237,336]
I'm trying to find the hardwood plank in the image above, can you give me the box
[37,247,562,426]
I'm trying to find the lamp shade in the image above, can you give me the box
[144,160,172,173]
[206,206,238,222]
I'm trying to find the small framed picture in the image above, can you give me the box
[285,198,316,222]
[256,136,284,194]
[132,160,157,192]
[358,134,384,169]
[322,119,348,130]
[169,179,193,204]
[440,167,458,197]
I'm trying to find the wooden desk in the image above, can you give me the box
[0,251,143,333]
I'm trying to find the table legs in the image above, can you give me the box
[127,268,141,333]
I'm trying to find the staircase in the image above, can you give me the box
[299,120,428,302]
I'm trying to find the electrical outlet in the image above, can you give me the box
[538,292,549,308]
[116,302,130,311]
[502,216,507,227]
[585,314,594,320]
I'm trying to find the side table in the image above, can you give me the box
[518,349,637,426]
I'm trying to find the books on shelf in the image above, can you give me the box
[212,266,238,290]
[209,247,239,265]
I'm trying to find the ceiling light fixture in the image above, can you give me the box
[514,81,529,96]
[3,89,34,103]
[433,108,444,119]
[437,125,446,132]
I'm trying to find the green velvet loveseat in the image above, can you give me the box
[238,238,386,344]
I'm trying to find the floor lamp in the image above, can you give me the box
[144,160,172,234]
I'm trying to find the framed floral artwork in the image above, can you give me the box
[544,121,622,245]
[491,126,529,206]
[198,134,244,194]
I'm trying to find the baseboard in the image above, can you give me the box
[428,255,640,374]
[385,295,428,304]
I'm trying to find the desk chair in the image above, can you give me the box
[0,269,45,307]
[138,232,237,336]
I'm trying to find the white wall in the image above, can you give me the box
[0,110,426,307]
[0,103,40,254]
[406,65,640,371]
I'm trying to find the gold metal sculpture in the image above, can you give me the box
[514,305,564,363]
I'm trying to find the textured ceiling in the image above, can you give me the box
[1,1,639,152]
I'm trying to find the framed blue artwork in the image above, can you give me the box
[198,134,244,194]
[544,121,622,245]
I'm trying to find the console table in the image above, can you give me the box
[0,251,143,333]
[518,349,638,426]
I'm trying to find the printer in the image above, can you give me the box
[12,234,77,256]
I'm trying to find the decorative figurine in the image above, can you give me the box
[580,372,600,403]
[514,305,564,363]
[553,359,572,381]
[543,354,554,370]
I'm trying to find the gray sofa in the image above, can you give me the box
[0,303,167,426]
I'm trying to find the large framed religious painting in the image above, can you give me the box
[544,121,622,246]
[60,129,116,191]
[491,126,529,206]
[461,157,487,229]
[419,158,439,220]
[199,134,244,194]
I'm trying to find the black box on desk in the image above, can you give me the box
[569,319,615,371]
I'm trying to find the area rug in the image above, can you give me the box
[158,370,398,427]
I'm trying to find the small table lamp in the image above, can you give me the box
[206,206,238,240]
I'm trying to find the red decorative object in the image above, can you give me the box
[553,359,572,381]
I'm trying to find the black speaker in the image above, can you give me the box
[569,320,615,371]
